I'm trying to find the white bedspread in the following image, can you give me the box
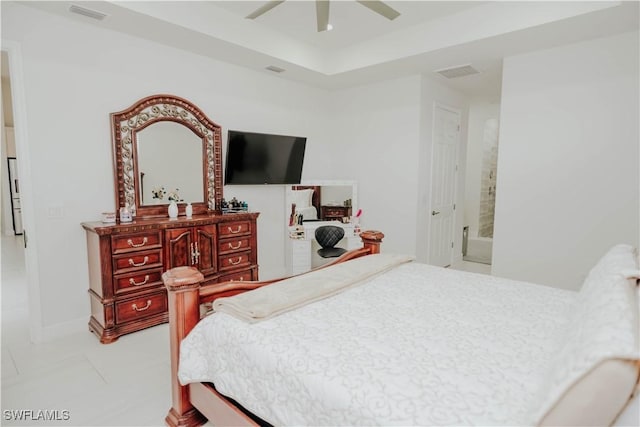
[179,262,577,426]
[296,205,317,220]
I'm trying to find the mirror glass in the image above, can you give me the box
[136,122,204,206]
[285,180,357,224]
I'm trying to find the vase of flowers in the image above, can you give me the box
[151,186,166,204]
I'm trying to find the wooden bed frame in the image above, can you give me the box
[163,230,385,427]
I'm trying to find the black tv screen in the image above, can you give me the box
[224,130,307,185]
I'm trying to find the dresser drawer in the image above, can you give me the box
[322,206,352,219]
[111,231,162,254]
[113,249,163,274]
[218,237,251,254]
[115,292,167,324]
[113,268,163,295]
[324,208,344,216]
[219,251,251,271]
[219,221,250,237]
[218,269,254,283]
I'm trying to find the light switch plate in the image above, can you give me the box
[47,204,64,219]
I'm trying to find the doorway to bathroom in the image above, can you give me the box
[462,100,500,265]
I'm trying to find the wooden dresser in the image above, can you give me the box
[321,205,352,221]
[82,212,259,343]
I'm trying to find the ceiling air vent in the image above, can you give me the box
[435,64,480,79]
[69,4,108,21]
[265,65,286,73]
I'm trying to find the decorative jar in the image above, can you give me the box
[168,200,179,219]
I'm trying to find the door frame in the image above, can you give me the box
[2,40,44,342]
[427,102,461,267]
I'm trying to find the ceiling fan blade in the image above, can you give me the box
[356,0,400,20]
[316,0,330,32]
[245,0,285,19]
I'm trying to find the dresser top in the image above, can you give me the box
[82,211,260,236]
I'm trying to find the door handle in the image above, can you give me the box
[431,210,440,216]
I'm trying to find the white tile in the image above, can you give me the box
[450,260,492,275]
[7,332,99,376]
[94,387,171,426]
[1,235,175,426]
[1,355,106,414]
[1,346,18,379]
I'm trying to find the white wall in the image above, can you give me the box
[1,122,10,238]
[2,3,332,338]
[327,76,422,255]
[464,100,500,237]
[325,74,470,262]
[416,75,470,264]
[2,75,16,236]
[493,31,639,289]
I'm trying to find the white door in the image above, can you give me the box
[428,105,460,267]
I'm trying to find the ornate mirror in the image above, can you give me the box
[111,95,223,218]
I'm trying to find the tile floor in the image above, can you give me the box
[1,235,175,426]
[450,259,492,275]
[1,235,492,426]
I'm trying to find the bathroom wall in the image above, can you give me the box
[478,118,499,238]
[463,101,500,238]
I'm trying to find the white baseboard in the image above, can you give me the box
[39,317,87,343]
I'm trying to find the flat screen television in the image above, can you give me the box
[224,130,307,185]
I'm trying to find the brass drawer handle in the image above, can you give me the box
[229,257,243,265]
[228,226,242,234]
[128,256,149,267]
[129,275,150,286]
[132,300,152,312]
[127,237,148,248]
[228,241,242,250]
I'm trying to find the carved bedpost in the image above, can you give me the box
[360,230,385,254]
[163,267,206,427]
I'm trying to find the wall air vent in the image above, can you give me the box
[435,64,480,79]
[265,65,286,73]
[69,4,108,21]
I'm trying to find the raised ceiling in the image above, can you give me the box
[213,1,484,50]
[21,1,640,99]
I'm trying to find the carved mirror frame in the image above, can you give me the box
[111,94,223,219]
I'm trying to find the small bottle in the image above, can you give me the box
[185,202,193,218]
[289,204,296,226]
[120,205,132,223]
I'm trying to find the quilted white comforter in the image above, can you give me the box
[179,262,578,426]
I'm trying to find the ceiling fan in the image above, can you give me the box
[245,0,401,32]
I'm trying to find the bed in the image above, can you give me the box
[163,231,640,427]
[290,185,321,221]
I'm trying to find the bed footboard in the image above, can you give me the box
[164,267,207,427]
[164,230,384,427]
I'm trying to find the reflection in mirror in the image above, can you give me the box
[321,186,353,207]
[137,122,204,206]
[285,180,357,224]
